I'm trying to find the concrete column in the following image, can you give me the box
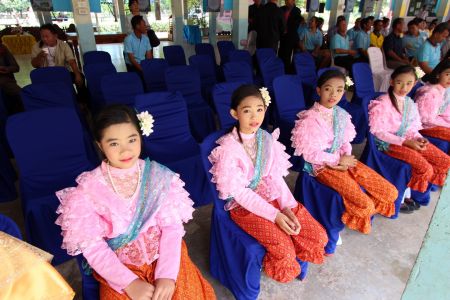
[392,0,409,19]
[375,0,383,19]
[435,0,450,22]
[42,11,52,24]
[209,12,218,45]
[232,0,248,49]
[71,0,96,53]
[328,0,344,32]
[117,0,127,33]
[172,0,185,45]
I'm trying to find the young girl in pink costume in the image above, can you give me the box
[415,59,450,142]
[369,65,450,199]
[291,70,398,234]
[208,85,328,283]
[55,105,215,300]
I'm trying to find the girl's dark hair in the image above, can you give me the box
[228,84,265,143]
[317,69,346,88]
[388,65,417,113]
[93,104,141,142]
[427,59,450,84]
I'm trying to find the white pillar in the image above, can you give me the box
[42,11,52,24]
[117,0,127,33]
[172,0,185,45]
[71,0,96,54]
[232,0,248,49]
[328,0,344,32]
[435,0,450,22]
[392,0,409,20]
[209,12,218,45]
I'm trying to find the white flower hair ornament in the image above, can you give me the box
[136,111,154,137]
[259,87,271,107]
[415,67,425,80]
[345,76,354,90]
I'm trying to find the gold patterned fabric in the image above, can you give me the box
[0,232,75,300]
[1,35,36,55]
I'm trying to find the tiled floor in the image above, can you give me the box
[4,45,442,299]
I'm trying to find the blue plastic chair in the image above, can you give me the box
[223,62,254,84]
[229,49,253,66]
[255,48,276,67]
[258,56,284,94]
[0,214,22,239]
[84,62,117,113]
[195,43,217,65]
[217,41,236,65]
[293,53,317,105]
[352,63,384,106]
[165,66,216,141]
[189,54,217,102]
[135,92,214,207]
[212,82,244,129]
[273,75,306,171]
[6,108,98,265]
[163,45,186,66]
[408,81,424,99]
[0,95,17,203]
[200,131,308,300]
[141,58,169,92]
[21,82,77,111]
[83,51,112,66]
[30,66,73,86]
[101,72,144,106]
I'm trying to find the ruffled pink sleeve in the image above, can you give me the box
[209,136,280,222]
[339,112,356,156]
[407,101,423,139]
[415,86,450,128]
[368,97,406,146]
[291,111,340,166]
[155,175,194,281]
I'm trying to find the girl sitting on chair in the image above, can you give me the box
[208,85,328,283]
[415,60,450,142]
[56,105,215,300]
[369,65,450,209]
[291,70,398,234]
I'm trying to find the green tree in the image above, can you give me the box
[0,0,30,13]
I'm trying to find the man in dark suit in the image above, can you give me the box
[279,0,301,73]
[248,0,262,32]
[255,0,285,53]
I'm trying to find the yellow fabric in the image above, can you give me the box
[1,35,36,55]
[0,232,75,300]
[370,32,384,48]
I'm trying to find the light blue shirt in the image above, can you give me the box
[347,27,360,42]
[418,40,442,69]
[402,34,424,58]
[354,31,370,57]
[331,33,350,57]
[124,32,152,65]
[299,29,323,51]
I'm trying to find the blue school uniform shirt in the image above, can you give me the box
[417,40,442,69]
[402,34,424,58]
[347,27,360,42]
[299,29,323,51]
[354,31,370,58]
[124,32,152,65]
[331,33,350,57]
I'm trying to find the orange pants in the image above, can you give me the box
[420,126,450,142]
[230,201,328,283]
[94,241,216,300]
[316,162,398,234]
[386,143,450,193]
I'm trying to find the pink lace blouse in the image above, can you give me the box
[369,93,423,145]
[291,102,356,173]
[55,159,194,293]
[415,84,450,129]
[208,128,297,222]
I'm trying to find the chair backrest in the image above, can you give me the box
[408,81,424,99]
[352,63,376,99]
[223,62,254,84]
[273,75,306,122]
[83,50,112,66]
[30,66,72,86]
[212,82,244,129]
[367,47,387,73]
[0,214,22,239]
[165,66,204,106]
[21,82,77,111]
[141,58,169,92]
[293,53,317,86]
[163,45,186,66]
[101,72,144,106]
[135,92,198,162]
[6,108,97,201]
[199,130,227,191]
[256,48,276,67]
[217,41,236,65]
[259,56,285,93]
[195,43,216,65]
[84,62,117,111]
[189,54,217,86]
[228,49,252,66]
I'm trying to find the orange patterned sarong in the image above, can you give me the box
[386,143,450,192]
[315,161,398,234]
[94,241,216,300]
[230,201,328,283]
[420,126,450,143]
